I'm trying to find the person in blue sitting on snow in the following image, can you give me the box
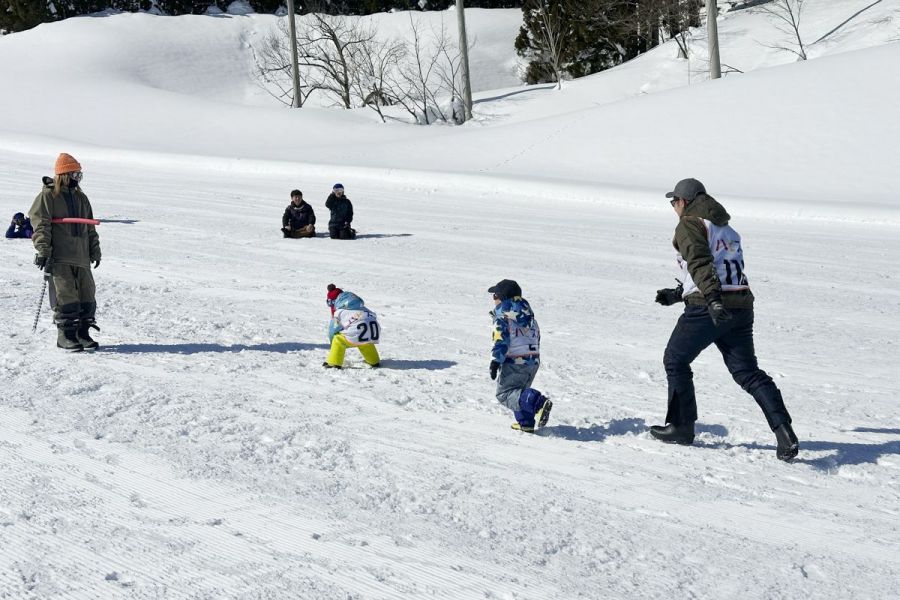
[488,279,552,432]
[323,290,381,369]
[6,212,33,238]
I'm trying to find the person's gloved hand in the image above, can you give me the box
[655,285,683,306]
[34,254,48,270]
[92,258,100,269]
[489,360,500,380]
[706,293,732,326]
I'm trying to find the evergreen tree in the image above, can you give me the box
[1,0,51,33]
[515,0,701,85]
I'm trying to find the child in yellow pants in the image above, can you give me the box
[326,333,380,367]
[324,289,381,369]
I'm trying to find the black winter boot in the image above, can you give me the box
[650,422,695,445]
[57,321,83,352]
[774,423,799,462]
[77,319,100,350]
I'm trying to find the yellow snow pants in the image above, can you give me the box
[326,334,380,367]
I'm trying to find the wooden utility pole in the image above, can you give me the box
[707,0,721,80]
[457,0,473,121]
[286,0,302,107]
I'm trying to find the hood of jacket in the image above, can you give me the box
[492,297,536,327]
[334,291,364,310]
[682,193,730,226]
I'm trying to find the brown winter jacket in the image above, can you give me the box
[673,193,754,309]
[29,177,101,268]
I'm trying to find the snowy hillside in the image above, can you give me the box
[2,2,900,599]
[1,2,899,211]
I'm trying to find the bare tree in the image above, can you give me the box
[673,29,691,59]
[295,13,379,109]
[386,15,456,125]
[524,0,570,88]
[254,11,470,126]
[253,18,318,107]
[349,36,407,123]
[760,0,808,60]
[436,23,469,124]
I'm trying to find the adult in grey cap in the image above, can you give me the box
[651,178,799,461]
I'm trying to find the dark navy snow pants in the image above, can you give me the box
[663,305,791,431]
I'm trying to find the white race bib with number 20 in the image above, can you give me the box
[337,308,380,345]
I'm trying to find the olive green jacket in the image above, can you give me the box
[673,194,754,309]
[29,177,101,268]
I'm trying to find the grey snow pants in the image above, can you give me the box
[495,362,540,412]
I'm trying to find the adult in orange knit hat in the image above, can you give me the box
[28,151,101,352]
[54,153,82,175]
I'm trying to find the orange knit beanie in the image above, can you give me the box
[54,153,82,175]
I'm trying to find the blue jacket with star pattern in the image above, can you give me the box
[490,297,540,365]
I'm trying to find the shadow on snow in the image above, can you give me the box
[542,417,647,442]
[100,342,328,354]
[354,233,413,240]
[377,359,456,370]
[694,427,900,471]
[98,219,140,224]
[538,415,900,469]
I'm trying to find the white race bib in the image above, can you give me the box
[337,308,380,345]
[507,319,540,358]
[680,219,750,297]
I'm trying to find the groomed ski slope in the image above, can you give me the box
[2,2,900,598]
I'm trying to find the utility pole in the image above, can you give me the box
[286,0,302,107]
[457,0,473,121]
[707,0,721,80]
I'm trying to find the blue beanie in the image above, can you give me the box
[333,183,344,190]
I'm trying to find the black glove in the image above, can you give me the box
[489,360,500,380]
[34,254,48,270]
[92,258,100,269]
[706,293,732,326]
[655,284,683,306]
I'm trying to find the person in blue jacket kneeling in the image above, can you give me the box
[6,213,33,238]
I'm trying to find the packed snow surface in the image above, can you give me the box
[1,2,899,598]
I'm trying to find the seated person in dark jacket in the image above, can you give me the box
[325,183,355,240]
[6,212,34,239]
[282,189,316,238]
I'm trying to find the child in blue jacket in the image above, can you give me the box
[6,213,33,238]
[324,290,381,369]
[488,279,552,432]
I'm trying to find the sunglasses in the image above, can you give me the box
[69,171,83,182]
[669,198,680,207]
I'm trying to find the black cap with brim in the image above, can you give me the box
[488,279,522,300]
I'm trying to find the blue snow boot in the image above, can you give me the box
[512,388,552,432]
[512,411,535,433]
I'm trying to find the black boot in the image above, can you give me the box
[650,422,695,445]
[57,321,83,352]
[77,318,100,350]
[774,423,799,462]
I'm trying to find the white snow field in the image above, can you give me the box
[2,2,900,598]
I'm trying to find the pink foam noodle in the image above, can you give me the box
[51,217,100,225]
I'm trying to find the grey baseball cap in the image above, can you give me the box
[665,178,706,201]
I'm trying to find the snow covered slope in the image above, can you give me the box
[1,2,899,212]
[1,3,900,599]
